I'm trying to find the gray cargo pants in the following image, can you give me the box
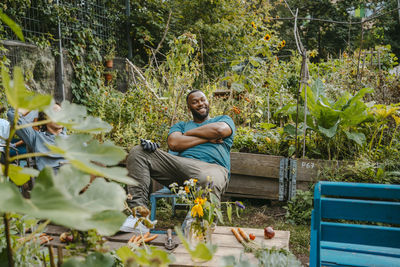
[126,145,229,208]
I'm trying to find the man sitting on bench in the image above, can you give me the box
[124,89,235,232]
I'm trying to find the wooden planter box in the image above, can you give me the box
[225,152,286,200]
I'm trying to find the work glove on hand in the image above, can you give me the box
[140,139,160,152]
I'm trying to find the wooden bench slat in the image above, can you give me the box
[321,222,400,248]
[321,247,400,267]
[321,198,400,224]
[319,181,400,200]
[321,241,400,258]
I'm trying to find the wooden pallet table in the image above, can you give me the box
[44,225,290,266]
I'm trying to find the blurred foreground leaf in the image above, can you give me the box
[62,252,115,267]
[46,101,112,133]
[2,67,52,110]
[0,165,127,235]
[47,134,135,185]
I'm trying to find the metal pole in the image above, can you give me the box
[126,0,132,59]
[398,0,400,24]
[56,0,65,101]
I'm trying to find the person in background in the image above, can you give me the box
[7,103,67,172]
[0,107,10,164]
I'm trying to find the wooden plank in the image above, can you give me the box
[295,159,354,182]
[320,181,400,199]
[321,198,400,224]
[213,226,289,250]
[226,174,279,199]
[321,222,400,248]
[230,152,282,178]
[171,249,258,267]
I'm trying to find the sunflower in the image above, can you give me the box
[251,21,257,29]
[263,33,271,41]
[191,204,204,217]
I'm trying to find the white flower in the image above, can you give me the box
[169,182,178,188]
[183,180,190,185]
[177,189,186,196]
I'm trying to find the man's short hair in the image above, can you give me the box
[186,89,204,104]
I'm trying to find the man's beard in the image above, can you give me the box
[190,107,209,121]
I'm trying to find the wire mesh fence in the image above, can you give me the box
[1,0,113,47]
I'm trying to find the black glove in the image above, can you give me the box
[140,139,160,152]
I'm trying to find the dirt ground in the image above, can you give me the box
[155,197,310,266]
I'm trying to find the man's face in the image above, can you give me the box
[46,104,63,133]
[187,91,210,121]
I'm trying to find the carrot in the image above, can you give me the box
[128,234,136,243]
[237,228,249,242]
[143,234,158,243]
[133,235,142,243]
[231,228,243,243]
[143,232,150,239]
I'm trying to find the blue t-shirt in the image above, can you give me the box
[168,115,235,172]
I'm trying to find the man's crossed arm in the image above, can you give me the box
[167,122,232,152]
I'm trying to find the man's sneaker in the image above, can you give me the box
[120,215,153,234]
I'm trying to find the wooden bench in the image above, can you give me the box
[310,181,400,267]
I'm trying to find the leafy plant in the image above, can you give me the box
[0,66,134,265]
[284,190,313,225]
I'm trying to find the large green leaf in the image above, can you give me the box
[45,101,112,133]
[1,164,38,186]
[62,252,115,267]
[2,67,52,110]
[47,134,135,185]
[0,10,24,41]
[344,131,366,146]
[0,166,127,236]
[318,120,339,138]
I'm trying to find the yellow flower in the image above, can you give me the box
[251,21,257,29]
[194,197,207,206]
[393,115,400,126]
[193,179,198,183]
[263,33,271,41]
[265,137,271,143]
[185,186,190,193]
[279,40,286,49]
[191,204,204,217]
[374,106,399,119]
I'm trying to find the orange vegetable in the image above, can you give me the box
[143,234,158,243]
[231,228,243,243]
[249,233,256,240]
[237,228,249,242]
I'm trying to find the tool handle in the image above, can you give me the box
[167,228,172,239]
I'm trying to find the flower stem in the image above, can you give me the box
[3,213,14,267]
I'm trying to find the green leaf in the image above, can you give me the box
[215,209,224,224]
[258,123,276,130]
[174,226,217,262]
[62,252,115,267]
[0,10,24,41]
[46,101,112,133]
[2,67,52,110]
[318,120,339,138]
[344,131,366,146]
[47,134,135,185]
[0,166,127,235]
[115,246,135,263]
[1,164,38,186]
[227,203,232,223]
